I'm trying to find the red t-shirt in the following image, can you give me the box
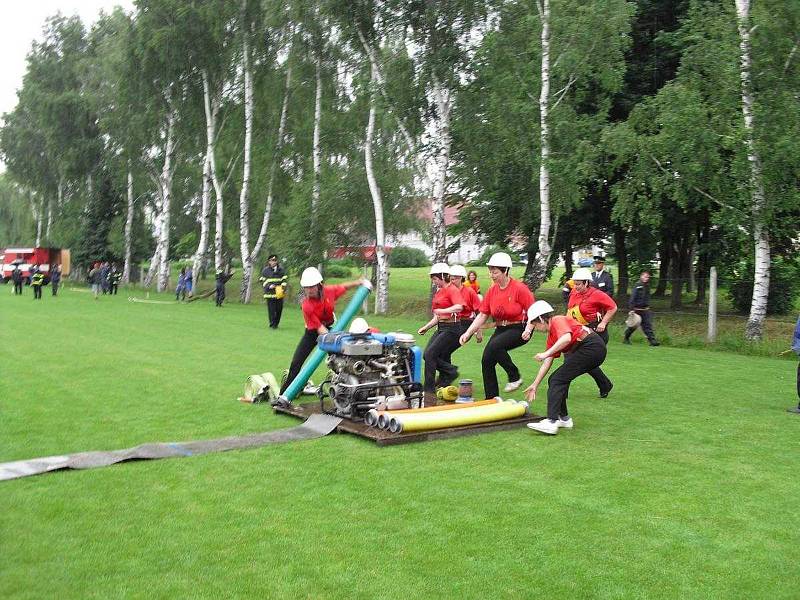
[302,285,346,330]
[566,286,617,325]
[458,285,481,320]
[479,278,534,322]
[431,284,464,312]
[546,315,588,358]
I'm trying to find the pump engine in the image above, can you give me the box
[317,331,423,420]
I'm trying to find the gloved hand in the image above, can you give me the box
[360,279,373,291]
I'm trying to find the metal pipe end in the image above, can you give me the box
[388,417,402,434]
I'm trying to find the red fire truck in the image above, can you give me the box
[1,247,71,284]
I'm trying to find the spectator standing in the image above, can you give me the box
[100,262,110,294]
[50,264,61,296]
[465,270,481,296]
[215,268,235,307]
[31,265,45,300]
[109,265,122,295]
[11,265,23,295]
[89,262,101,299]
[184,267,193,297]
[623,271,660,346]
[176,267,187,301]
[789,316,800,414]
[260,254,287,328]
[591,255,614,297]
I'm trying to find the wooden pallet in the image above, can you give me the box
[274,400,544,446]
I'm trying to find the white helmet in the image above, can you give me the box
[300,266,323,287]
[449,264,467,278]
[429,263,450,276]
[527,300,555,322]
[349,317,369,334]
[572,267,593,281]
[486,252,513,269]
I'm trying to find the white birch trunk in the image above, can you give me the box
[193,70,220,286]
[122,168,134,283]
[430,75,452,264]
[311,54,323,238]
[248,61,292,267]
[530,0,553,290]
[735,0,770,340]
[156,98,178,293]
[30,190,42,247]
[365,63,389,314]
[238,31,254,303]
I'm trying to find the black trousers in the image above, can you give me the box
[215,286,225,306]
[586,323,611,393]
[51,281,59,296]
[33,285,42,299]
[281,329,320,394]
[267,298,284,328]
[624,310,657,343]
[482,324,528,399]
[13,281,22,294]
[546,334,610,421]
[423,323,461,392]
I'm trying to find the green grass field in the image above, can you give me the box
[2,277,799,599]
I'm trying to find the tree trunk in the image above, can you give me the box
[429,75,452,264]
[156,97,178,293]
[29,190,42,247]
[365,63,389,314]
[613,225,629,298]
[654,233,671,297]
[693,220,710,304]
[238,29,254,303]
[195,71,221,288]
[122,168,134,284]
[669,234,692,310]
[311,54,322,244]
[562,230,573,282]
[248,60,292,276]
[527,0,552,290]
[735,0,770,340]
[686,239,696,294]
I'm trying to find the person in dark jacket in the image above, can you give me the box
[11,265,23,295]
[50,264,62,296]
[789,316,800,414]
[591,255,614,298]
[623,271,660,346]
[109,265,122,295]
[215,268,235,307]
[30,265,45,300]
[260,254,287,328]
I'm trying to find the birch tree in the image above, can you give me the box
[734,0,769,340]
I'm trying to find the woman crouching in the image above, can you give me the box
[522,300,612,435]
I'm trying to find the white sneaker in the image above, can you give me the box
[527,419,558,435]
[504,379,523,392]
[556,417,574,429]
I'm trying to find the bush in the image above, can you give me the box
[323,264,352,279]
[728,257,800,315]
[389,246,430,268]
[329,256,358,268]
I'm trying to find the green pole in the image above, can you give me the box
[275,283,372,405]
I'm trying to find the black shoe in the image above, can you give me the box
[599,383,613,398]
[623,338,631,345]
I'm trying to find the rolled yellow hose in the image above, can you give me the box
[388,400,527,433]
[372,398,502,429]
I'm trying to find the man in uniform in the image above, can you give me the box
[624,271,660,346]
[591,255,614,298]
[50,264,62,296]
[215,268,235,307]
[260,254,287,329]
[30,265,45,300]
[11,264,23,295]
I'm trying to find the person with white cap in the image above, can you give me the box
[522,300,613,435]
[449,264,482,339]
[459,252,534,399]
[279,267,368,395]
[418,263,465,404]
[564,266,617,397]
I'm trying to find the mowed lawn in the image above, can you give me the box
[1,280,799,599]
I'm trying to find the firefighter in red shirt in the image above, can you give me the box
[460,252,534,399]
[418,263,465,404]
[279,267,369,395]
[522,300,612,435]
[564,267,617,397]
[449,265,482,338]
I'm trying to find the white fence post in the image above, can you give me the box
[707,266,717,343]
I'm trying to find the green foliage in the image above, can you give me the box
[322,263,352,279]
[472,245,520,267]
[388,246,429,268]
[0,176,34,246]
[728,257,800,315]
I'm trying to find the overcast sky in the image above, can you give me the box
[0,1,135,123]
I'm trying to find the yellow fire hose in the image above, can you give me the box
[367,398,502,428]
[387,400,528,434]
